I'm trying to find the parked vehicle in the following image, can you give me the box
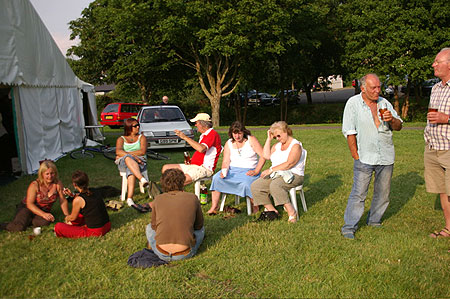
[100,103,146,128]
[137,105,194,149]
[400,77,439,96]
[276,89,300,104]
[247,93,276,106]
[352,79,361,94]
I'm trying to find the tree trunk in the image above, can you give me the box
[243,97,248,126]
[280,92,286,120]
[233,93,241,123]
[138,82,150,104]
[401,82,411,119]
[393,86,400,115]
[302,82,313,105]
[191,55,239,127]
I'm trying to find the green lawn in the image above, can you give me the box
[0,124,449,298]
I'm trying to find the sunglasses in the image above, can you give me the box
[273,134,282,139]
[132,124,140,128]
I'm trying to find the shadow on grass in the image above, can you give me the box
[362,171,424,224]
[200,213,251,253]
[301,174,343,214]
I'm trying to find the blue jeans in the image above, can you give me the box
[342,160,393,234]
[145,224,205,262]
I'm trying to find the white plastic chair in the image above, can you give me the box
[288,149,308,220]
[120,170,149,201]
[219,194,252,215]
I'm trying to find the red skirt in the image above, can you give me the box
[54,214,111,238]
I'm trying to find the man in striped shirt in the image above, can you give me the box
[424,48,450,238]
[341,73,403,239]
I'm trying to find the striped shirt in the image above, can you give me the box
[342,94,402,165]
[424,80,450,150]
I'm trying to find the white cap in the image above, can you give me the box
[190,113,211,122]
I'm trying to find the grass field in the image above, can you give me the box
[1,123,449,298]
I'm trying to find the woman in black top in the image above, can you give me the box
[54,170,110,238]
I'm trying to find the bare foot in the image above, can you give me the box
[430,227,450,238]
[207,208,217,215]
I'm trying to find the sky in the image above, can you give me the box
[29,0,93,57]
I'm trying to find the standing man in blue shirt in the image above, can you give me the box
[341,73,403,239]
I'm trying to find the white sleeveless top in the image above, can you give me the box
[271,138,305,176]
[228,139,259,169]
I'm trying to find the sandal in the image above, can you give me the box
[288,212,297,223]
[430,227,450,238]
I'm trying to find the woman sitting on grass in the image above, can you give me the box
[146,168,204,262]
[115,118,148,207]
[1,160,69,232]
[54,170,110,238]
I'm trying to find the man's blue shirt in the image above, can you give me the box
[342,93,402,165]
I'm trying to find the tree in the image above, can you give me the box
[338,0,450,119]
[157,0,305,126]
[68,0,188,103]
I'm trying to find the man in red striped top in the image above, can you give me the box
[163,113,222,185]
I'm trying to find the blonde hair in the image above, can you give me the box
[37,160,59,184]
[270,121,293,136]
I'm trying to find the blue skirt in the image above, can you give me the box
[210,166,260,198]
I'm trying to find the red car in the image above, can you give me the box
[100,103,146,128]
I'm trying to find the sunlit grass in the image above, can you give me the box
[0,123,449,298]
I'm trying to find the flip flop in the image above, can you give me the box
[131,203,151,213]
[430,227,450,238]
[288,212,297,223]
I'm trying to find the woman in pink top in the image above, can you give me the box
[2,160,69,232]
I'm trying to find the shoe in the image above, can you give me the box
[342,232,355,239]
[126,198,135,207]
[0,222,8,231]
[288,212,297,223]
[223,206,241,214]
[257,211,279,221]
[131,203,151,213]
[140,178,149,188]
[430,227,450,238]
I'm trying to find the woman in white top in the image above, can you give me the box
[250,121,305,223]
[207,121,265,215]
[115,118,148,206]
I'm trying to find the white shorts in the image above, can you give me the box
[179,164,213,182]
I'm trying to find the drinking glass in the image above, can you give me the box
[428,102,439,113]
[378,102,388,121]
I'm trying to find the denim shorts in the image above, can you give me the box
[116,154,147,177]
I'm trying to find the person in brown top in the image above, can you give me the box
[146,168,204,262]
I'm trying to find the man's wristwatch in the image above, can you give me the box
[447,116,450,124]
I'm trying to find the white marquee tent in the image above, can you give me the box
[0,0,101,174]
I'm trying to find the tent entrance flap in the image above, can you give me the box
[0,87,18,174]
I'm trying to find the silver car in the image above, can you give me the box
[137,105,194,149]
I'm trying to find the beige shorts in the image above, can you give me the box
[424,146,450,195]
[179,164,213,182]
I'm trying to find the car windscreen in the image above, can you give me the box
[122,104,143,113]
[103,104,119,113]
[140,107,187,123]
